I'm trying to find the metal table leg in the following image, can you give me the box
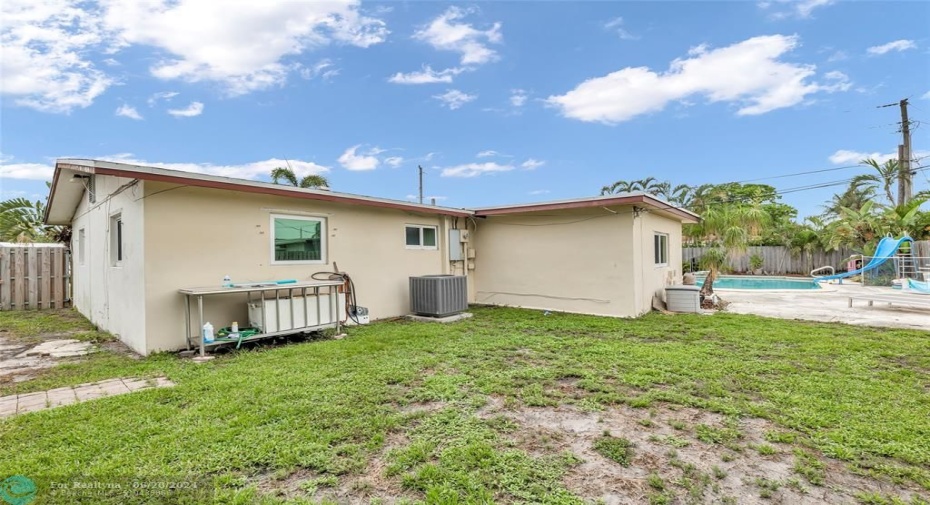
[198,294,205,357]
[184,294,192,350]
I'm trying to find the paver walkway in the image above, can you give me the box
[0,377,174,418]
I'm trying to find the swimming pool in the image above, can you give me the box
[695,275,821,290]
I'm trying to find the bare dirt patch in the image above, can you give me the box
[480,396,929,504]
[254,430,422,505]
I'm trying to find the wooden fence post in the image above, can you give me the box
[0,247,9,310]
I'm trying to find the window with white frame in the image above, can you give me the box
[78,228,86,266]
[110,214,123,266]
[271,214,326,264]
[654,233,668,266]
[405,225,437,249]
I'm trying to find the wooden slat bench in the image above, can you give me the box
[847,293,930,310]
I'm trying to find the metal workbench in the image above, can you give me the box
[179,280,345,357]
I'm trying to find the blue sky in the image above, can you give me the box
[1,0,928,218]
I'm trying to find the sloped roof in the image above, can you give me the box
[44,159,699,225]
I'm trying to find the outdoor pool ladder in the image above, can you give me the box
[810,265,835,277]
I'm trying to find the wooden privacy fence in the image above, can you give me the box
[0,245,71,310]
[683,246,854,275]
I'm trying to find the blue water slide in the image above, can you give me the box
[815,236,913,282]
[907,278,930,294]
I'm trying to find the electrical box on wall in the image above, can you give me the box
[459,230,470,243]
[467,260,476,270]
[449,230,464,261]
[466,248,476,259]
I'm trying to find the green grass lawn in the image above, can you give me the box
[1,307,929,504]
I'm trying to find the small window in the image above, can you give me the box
[78,228,86,266]
[405,225,438,249]
[654,233,668,266]
[110,214,123,266]
[271,214,325,264]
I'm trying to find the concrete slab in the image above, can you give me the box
[46,387,77,408]
[720,284,929,331]
[406,312,474,324]
[15,339,95,358]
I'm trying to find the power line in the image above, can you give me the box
[734,164,864,184]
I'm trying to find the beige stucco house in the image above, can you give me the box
[45,159,698,355]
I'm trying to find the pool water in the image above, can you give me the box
[696,275,821,290]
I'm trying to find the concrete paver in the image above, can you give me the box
[0,377,175,418]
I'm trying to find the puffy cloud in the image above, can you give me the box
[510,89,528,107]
[0,161,55,180]
[0,0,113,113]
[101,0,387,95]
[547,35,849,124]
[337,145,381,171]
[167,101,203,117]
[521,159,545,170]
[115,103,142,119]
[384,156,404,168]
[413,7,502,66]
[388,65,465,84]
[433,89,476,110]
[441,162,514,178]
[867,40,917,56]
[0,0,389,113]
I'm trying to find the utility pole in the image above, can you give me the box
[899,98,912,205]
[418,165,424,204]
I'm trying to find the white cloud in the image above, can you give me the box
[521,159,545,170]
[388,65,465,84]
[829,149,930,165]
[867,40,917,56]
[547,35,849,124]
[384,156,404,168]
[510,89,528,107]
[413,7,502,66]
[476,150,501,158]
[102,58,120,66]
[922,90,930,100]
[1,1,389,112]
[0,0,113,113]
[167,101,204,117]
[300,59,339,81]
[337,145,381,171]
[528,189,550,195]
[115,104,142,120]
[147,91,179,106]
[99,153,329,179]
[102,0,387,95]
[433,89,476,110]
[604,17,638,40]
[0,161,55,180]
[441,162,514,178]
[759,0,835,19]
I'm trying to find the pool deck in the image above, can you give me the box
[720,283,928,331]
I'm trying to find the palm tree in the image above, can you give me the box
[0,198,55,242]
[861,158,898,206]
[270,166,330,189]
[600,180,637,195]
[698,203,770,297]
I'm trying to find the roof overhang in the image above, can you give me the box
[44,159,474,225]
[472,193,700,223]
